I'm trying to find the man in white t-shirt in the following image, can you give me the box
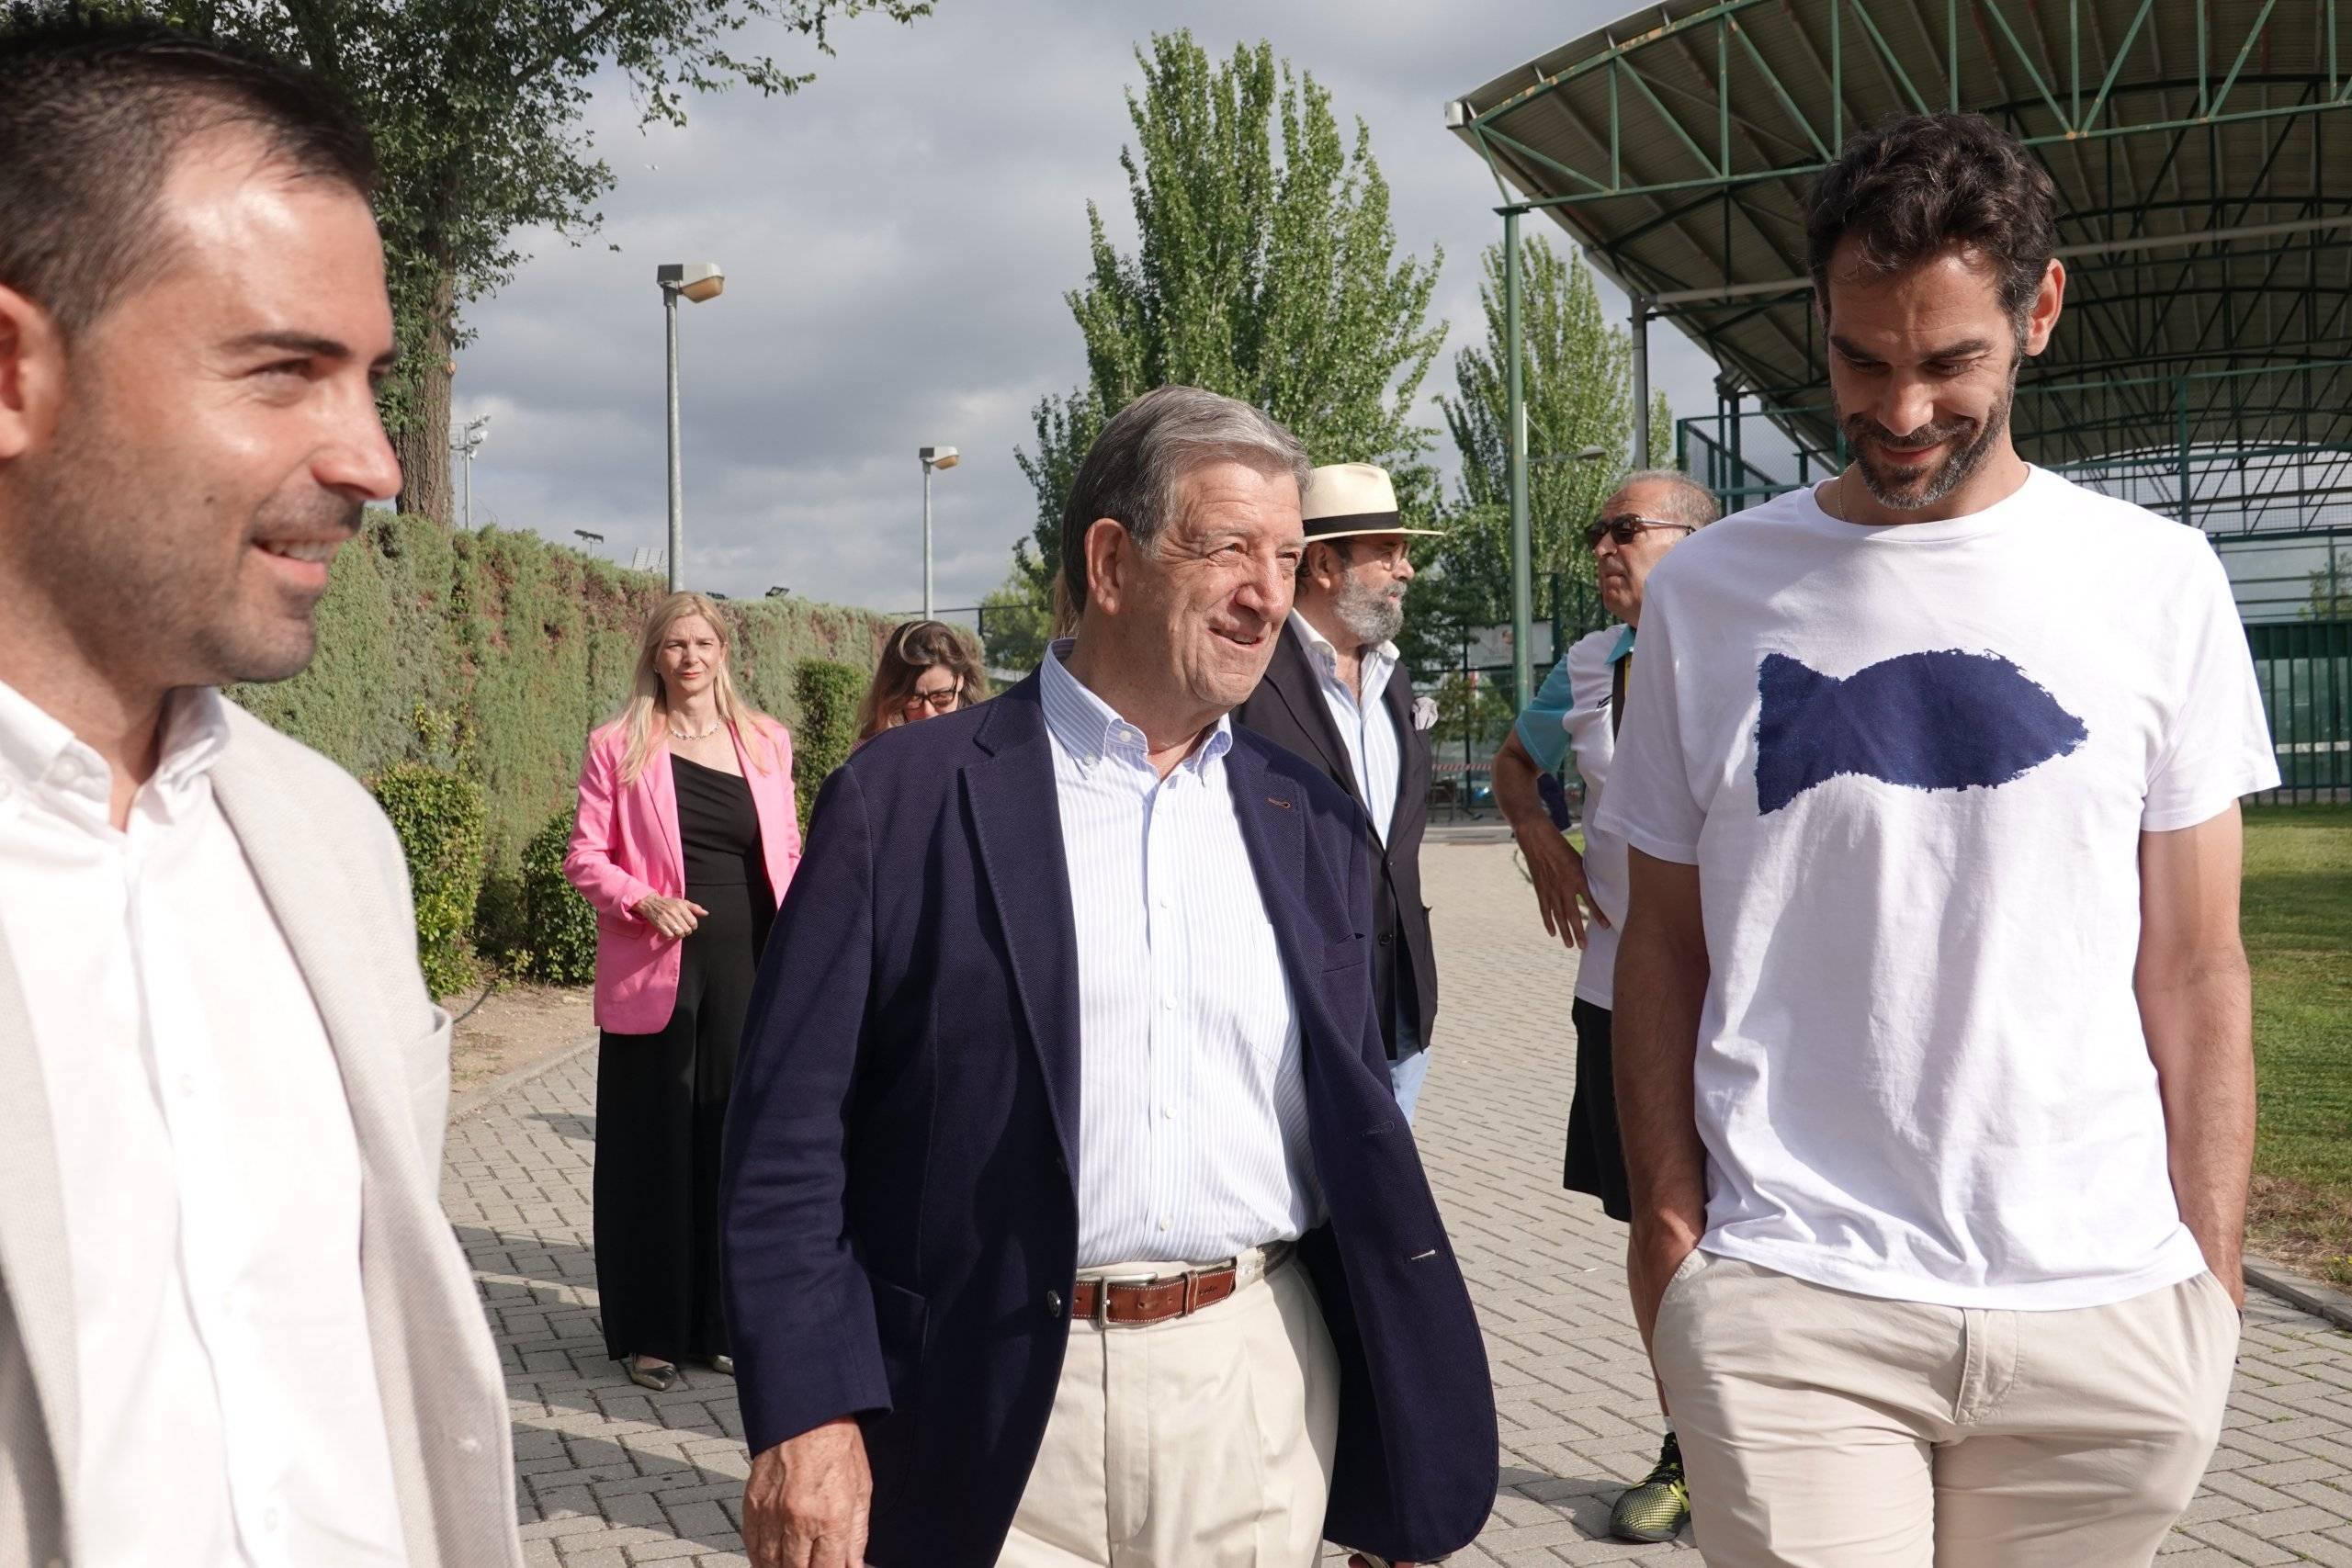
[1491,468,1719,1541]
[1600,112,2279,1567]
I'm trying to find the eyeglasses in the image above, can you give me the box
[1336,538,1412,572]
[1582,513,1698,549]
[902,686,961,714]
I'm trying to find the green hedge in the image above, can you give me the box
[369,761,486,998]
[513,804,598,985]
[231,512,892,986]
[791,659,870,832]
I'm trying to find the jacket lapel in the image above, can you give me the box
[1261,624,1359,803]
[0,933,78,1528]
[960,682,1082,1174]
[646,735,684,888]
[1382,660,1427,802]
[731,723,799,900]
[208,741,453,1567]
[1223,739,1354,1059]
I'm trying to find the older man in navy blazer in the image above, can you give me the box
[721,386,1497,1568]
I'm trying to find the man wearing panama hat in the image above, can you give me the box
[1235,461,1446,1119]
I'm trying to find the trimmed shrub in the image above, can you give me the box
[369,761,487,998]
[228,511,893,973]
[792,658,870,831]
[516,803,598,985]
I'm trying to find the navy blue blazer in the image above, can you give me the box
[720,674,1498,1566]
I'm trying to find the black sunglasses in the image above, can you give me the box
[1582,513,1698,549]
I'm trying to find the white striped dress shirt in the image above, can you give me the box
[1038,643,1318,1268]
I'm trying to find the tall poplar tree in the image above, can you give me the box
[1426,234,1635,647]
[56,0,934,524]
[1009,32,1444,602]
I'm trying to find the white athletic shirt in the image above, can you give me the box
[1595,467,2280,1310]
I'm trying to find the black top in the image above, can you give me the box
[671,753,768,892]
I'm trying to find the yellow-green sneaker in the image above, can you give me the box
[1609,1431,1690,1542]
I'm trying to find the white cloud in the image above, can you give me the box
[454,0,1724,614]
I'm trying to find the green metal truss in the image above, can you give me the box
[1450,0,2352,543]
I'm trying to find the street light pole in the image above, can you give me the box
[663,285,682,591]
[1504,205,1532,712]
[449,414,490,529]
[918,446,959,616]
[656,262,725,593]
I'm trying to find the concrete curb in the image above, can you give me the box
[2245,1254,2352,1333]
[448,1032,598,1123]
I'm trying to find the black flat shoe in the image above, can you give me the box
[626,1358,680,1393]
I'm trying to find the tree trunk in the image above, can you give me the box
[395,265,458,524]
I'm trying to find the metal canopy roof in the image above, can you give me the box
[1449,0,2352,481]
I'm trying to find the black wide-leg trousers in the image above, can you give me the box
[593,877,765,1364]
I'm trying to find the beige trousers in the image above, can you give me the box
[999,1249,1340,1568]
[1651,1252,2240,1568]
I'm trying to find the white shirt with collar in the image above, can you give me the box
[1037,643,1317,1269]
[1288,610,1403,846]
[0,680,404,1568]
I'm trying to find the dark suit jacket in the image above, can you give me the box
[1233,621,1437,1059]
[719,675,1496,1566]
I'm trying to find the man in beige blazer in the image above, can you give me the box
[0,16,519,1566]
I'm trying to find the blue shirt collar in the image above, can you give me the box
[1040,638,1233,774]
[1609,624,1637,664]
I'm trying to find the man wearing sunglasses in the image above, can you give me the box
[1489,468,1719,1542]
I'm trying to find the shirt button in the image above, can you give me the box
[263,1508,281,1532]
[457,1434,482,1455]
[1160,1107,1173,1121]
[176,1074,197,1099]
[1159,996,1175,1011]
[1158,1217,1170,1231]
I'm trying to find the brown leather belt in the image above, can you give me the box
[1070,1246,1287,1327]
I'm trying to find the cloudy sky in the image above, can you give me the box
[452,0,1724,617]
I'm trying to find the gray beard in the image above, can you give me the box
[1334,573,1405,648]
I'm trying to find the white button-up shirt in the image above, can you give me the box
[1290,612,1403,846]
[1039,644,1317,1268]
[0,681,405,1568]
[1290,613,1419,1054]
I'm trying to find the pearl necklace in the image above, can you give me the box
[667,716,722,741]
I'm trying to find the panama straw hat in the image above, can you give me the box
[1301,462,1446,540]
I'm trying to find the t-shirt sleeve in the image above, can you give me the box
[2142,547,2281,831]
[1513,652,1578,773]
[1591,588,1704,863]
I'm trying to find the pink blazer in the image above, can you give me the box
[563,716,803,1033]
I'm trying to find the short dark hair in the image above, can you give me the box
[1805,113,2058,327]
[0,6,377,336]
[1058,385,1310,615]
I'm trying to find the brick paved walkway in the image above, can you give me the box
[447,840,2352,1566]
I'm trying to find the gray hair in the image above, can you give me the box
[1058,386,1311,614]
[1611,467,1723,529]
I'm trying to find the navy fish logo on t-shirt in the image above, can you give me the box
[1755,649,2088,814]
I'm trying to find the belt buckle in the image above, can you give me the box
[1091,1272,1164,1327]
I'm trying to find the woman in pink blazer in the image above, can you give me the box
[564,591,801,1392]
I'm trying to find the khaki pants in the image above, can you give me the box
[1651,1252,2240,1567]
[999,1249,1340,1568]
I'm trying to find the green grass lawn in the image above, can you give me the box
[2241,804,2352,1286]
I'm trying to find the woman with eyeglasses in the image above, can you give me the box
[852,619,990,746]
